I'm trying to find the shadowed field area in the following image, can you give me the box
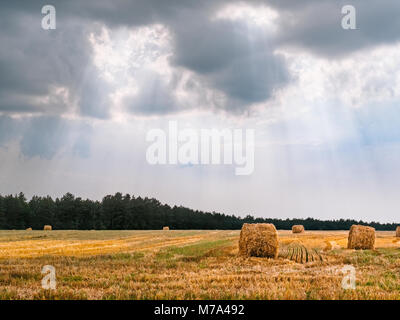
[0,230,399,299]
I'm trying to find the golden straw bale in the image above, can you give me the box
[163,226,170,231]
[347,225,375,250]
[26,227,32,231]
[292,225,305,234]
[396,226,400,238]
[43,225,52,231]
[239,223,279,258]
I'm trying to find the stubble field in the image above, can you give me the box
[0,229,399,300]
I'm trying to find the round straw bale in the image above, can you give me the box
[292,225,305,234]
[26,227,32,231]
[43,225,52,231]
[239,223,279,258]
[163,226,170,231]
[347,225,375,250]
[396,226,400,238]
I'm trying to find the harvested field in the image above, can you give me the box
[0,230,399,300]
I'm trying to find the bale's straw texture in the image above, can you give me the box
[26,227,32,231]
[292,225,305,234]
[239,223,279,258]
[347,225,375,250]
[163,226,170,231]
[43,225,52,231]
[396,226,400,237]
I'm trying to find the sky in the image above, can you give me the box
[0,0,400,222]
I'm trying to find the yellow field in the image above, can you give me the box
[0,230,399,300]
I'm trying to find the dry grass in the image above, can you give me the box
[0,230,399,300]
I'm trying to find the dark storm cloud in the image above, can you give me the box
[266,0,400,57]
[170,15,290,107]
[77,66,112,119]
[19,116,92,159]
[0,115,20,146]
[124,70,178,115]
[0,115,92,159]
[0,3,110,118]
[20,116,68,159]
[0,0,399,118]
[0,0,289,117]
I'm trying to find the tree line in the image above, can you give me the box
[0,192,397,231]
